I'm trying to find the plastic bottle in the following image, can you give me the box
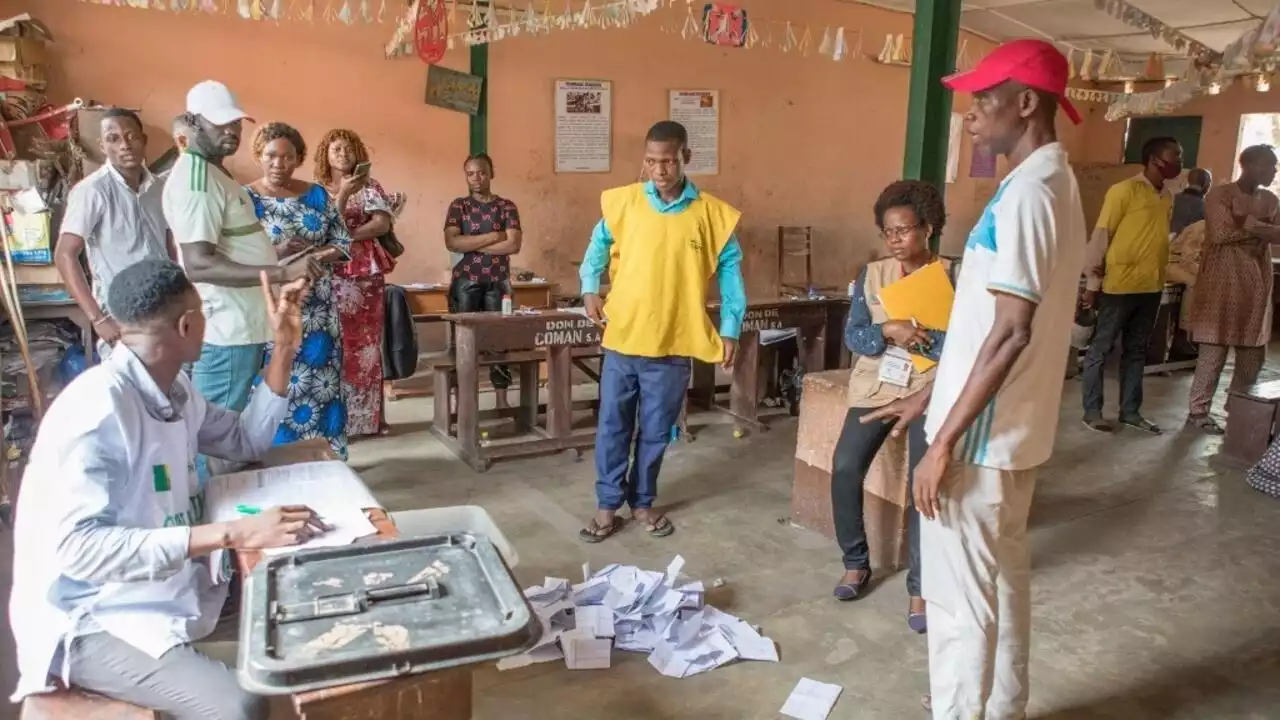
[501,295,513,315]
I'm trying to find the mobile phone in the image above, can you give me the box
[353,161,372,177]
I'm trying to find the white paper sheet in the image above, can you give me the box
[260,505,377,556]
[562,629,612,670]
[780,678,843,720]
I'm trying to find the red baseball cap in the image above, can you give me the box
[942,39,1081,125]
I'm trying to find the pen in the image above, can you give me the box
[236,505,261,515]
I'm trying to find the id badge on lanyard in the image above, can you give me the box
[878,346,913,388]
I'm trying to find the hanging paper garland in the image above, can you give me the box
[703,3,747,48]
[414,0,448,63]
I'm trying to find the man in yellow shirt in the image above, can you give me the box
[577,121,744,542]
[1080,136,1182,434]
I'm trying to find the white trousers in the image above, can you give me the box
[922,462,1038,720]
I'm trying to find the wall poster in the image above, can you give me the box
[555,79,612,173]
[668,89,720,175]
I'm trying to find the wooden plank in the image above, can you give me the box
[546,345,573,438]
[454,325,483,470]
[432,368,451,435]
[477,430,596,462]
[517,362,539,431]
[444,311,603,353]
[728,331,763,433]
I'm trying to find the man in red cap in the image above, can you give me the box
[864,39,1087,718]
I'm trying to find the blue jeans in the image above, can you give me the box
[191,342,266,482]
[594,351,691,511]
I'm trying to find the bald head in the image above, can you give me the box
[1186,168,1212,193]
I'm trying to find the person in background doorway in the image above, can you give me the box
[831,180,950,635]
[246,122,352,458]
[1165,219,1206,359]
[56,108,177,360]
[163,82,319,462]
[1186,145,1280,434]
[9,260,321,719]
[577,120,745,543]
[1080,136,1182,435]
[864,39,1086,717]
[1171,167,1212,235]
[444,154,522,407]
[316,128,399,438]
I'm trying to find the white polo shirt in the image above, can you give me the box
[60,164,170,310]
[925,142,1087,471]
[162,152,275,346]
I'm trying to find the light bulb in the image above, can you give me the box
[1208,82,1222,95]
[1258,75,1271,92]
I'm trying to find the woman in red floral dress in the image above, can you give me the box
[315,129,402,437]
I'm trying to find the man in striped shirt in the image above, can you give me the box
[162,81,316,474]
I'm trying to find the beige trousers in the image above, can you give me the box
[923,462,1038,720]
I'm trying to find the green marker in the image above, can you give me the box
[236,505,261,515]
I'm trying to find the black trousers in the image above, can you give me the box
[448,276,512,390]
[830,405,925,596]
[1081,291,1161,419]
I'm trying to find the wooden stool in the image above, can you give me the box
[1223,380,1280,467]
[21,690,154,719]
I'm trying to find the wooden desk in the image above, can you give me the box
[436,311,602,471]
[701,298,838,435]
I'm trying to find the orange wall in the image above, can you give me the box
[20,0,1017,294]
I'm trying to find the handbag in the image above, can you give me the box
[376,229,404,258]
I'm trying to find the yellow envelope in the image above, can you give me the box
[875,261,955,372]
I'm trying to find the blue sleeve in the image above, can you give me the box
[922,329,946,362]
[845,267,887,357]
[579,219,614,295]
[716,235,746,339]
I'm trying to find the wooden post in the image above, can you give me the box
[902,0,961,253]
[469,6,489,155]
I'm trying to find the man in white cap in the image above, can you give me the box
[162,81,317,477]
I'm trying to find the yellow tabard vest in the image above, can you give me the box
[600,183,741,363]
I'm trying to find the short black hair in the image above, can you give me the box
[1241,144,1276,165]
[252,121,306,159]
[873,180,947,235]
[100,107,142,132]
[1140,136,1179,165]
[107,260,195,324]
[464,153,494,172]
[645,121,688,147]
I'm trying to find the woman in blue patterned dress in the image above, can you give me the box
[245,122,352,458]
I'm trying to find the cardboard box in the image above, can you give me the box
[7,208,51,264]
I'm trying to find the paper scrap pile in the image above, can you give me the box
[497,556,779,677]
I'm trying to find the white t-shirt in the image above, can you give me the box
[162,152,275,346]
[925,142,1087,471]
[60,164,170,310]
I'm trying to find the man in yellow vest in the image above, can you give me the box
[577,121,745,542]
[1080,136,1182,435]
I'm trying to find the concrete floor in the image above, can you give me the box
[2,354,1280,719]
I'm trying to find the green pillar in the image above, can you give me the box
[468,13,489,155]
[902,0,961,219]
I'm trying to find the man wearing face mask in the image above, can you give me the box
[9,260,323,719]
[162,81,318,473]
[1080,136,1183,435]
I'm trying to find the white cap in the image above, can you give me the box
[185,80,252,125]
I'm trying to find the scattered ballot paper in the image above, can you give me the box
[780,678,843,720]
[496,556,778,678]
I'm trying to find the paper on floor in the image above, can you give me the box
[780,678,843,720]
[496,555,778,678]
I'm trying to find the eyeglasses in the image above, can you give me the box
[880,223,922,240]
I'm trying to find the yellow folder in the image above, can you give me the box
[875,261,955,372]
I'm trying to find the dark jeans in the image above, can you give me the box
[831,406,925,596]
[1081,291,1161,419]
[594,351,691,511]
[448,276,512,390]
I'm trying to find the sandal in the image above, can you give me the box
[1082,414,1114,433]
[578,516,621,544]
[907,610,927,634]
[643,515,675,538]
[1186,414,1225,435]
[1120,415,1162,435]
[922,695,932,713]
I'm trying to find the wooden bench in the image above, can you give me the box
[21,689,154,719]
[1223,379,1280,467]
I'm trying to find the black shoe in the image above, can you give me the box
[1082,414,1114,433]
[1120,415,1162,435]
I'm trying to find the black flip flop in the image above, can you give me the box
[579,517,621,544]
[644,515,675,538]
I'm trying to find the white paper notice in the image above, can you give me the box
[780,678,843,720]
[555,79,612,173]
[668,89,719,175]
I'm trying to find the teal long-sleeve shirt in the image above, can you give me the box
[578,179,747,339]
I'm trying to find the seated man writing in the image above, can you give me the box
[9,259,326,719]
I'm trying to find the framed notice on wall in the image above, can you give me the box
[424,65,483,115]
[555,79,613,173]
[668,89,719,175]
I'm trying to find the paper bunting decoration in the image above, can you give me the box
[818,27,832,57]
[832,27,847,61]
[1066,49,1076,79]
[1080,49,1094,81]
[359,0,371,23]
[1105,80,1198,121]
[703,3,747,47]
[1142,52,1164,80]
[237,0,252,18]
[1093,0,1218,64]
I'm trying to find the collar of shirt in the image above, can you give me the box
[105,163,158,195]
[644,178,699,213]
[1131,173,1173,199]
[108,344,189,422]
